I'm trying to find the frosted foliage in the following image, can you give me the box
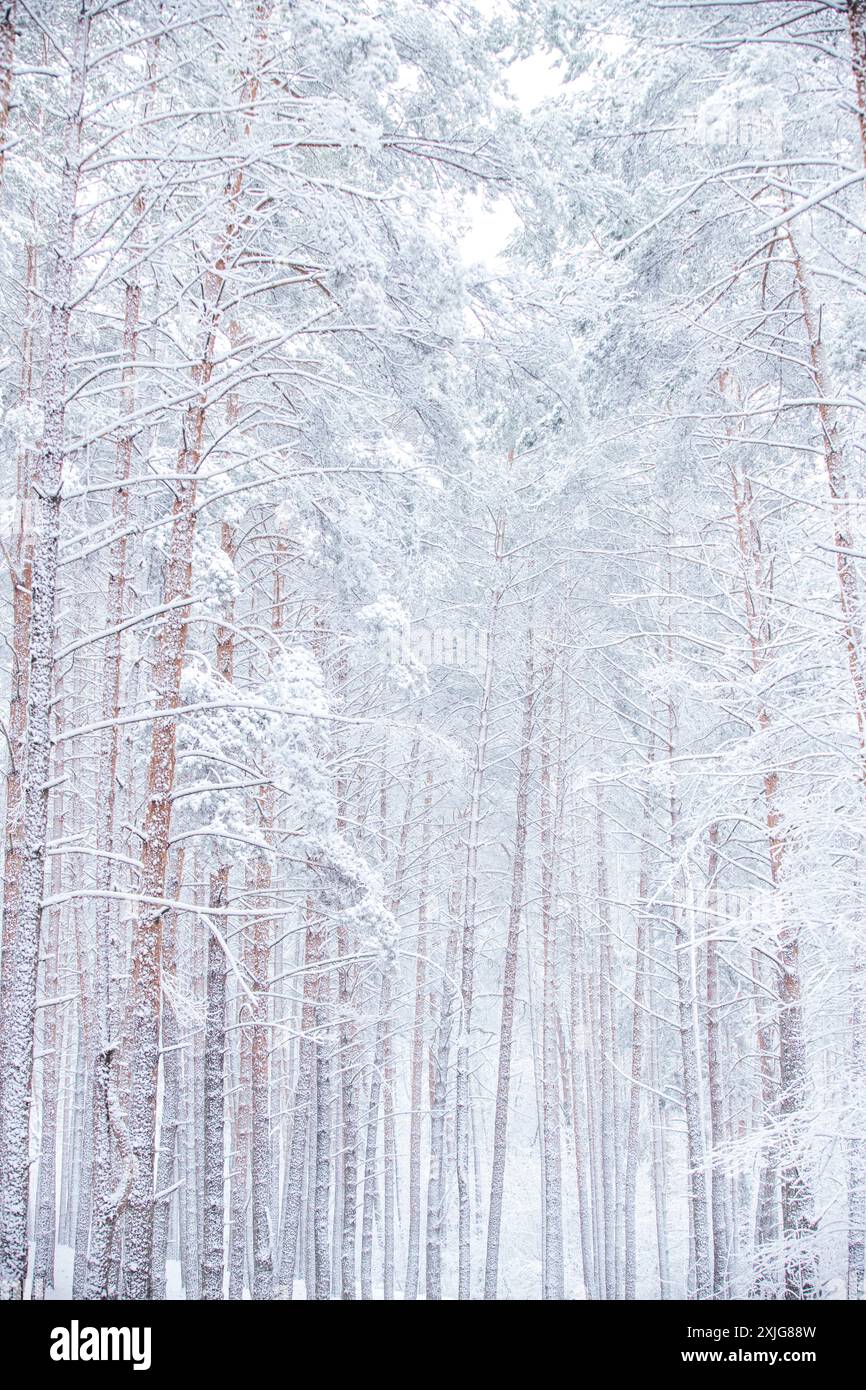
[0,0,863,1314]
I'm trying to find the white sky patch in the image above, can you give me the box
[506,32,627,114]
[459,45,563,268]
[457,26,633,275]
[507,50,562,113]
[458,191,519,270]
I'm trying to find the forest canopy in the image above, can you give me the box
[0,0,864,1304]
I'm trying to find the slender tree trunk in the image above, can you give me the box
[360,976,387,1300]
[88,188,152,1302]
[624,748,655,1300]
[539,651,564,1298]
[726,416,817,1299]
[31,892,61,1299]
[847,0,866,167]
[277,900,320,1297]
[752,945,780,1295]
[202,869,228,1299]
[228,968,252,1300]
[594,790,618,1299]
[405,762,433,1300]
[484,631,535,1298]
[0,1,16,194]
[568,877,595,1299]
[250,831,274,1300]
[785,232,866,757]
[846,941,865,1299]
[313,965,332,1300]
[0,8,89,1298]
[670,815,711,1297]
[151,851,184,1300]
[664,556,712,1300]
[426,886,461,1300]
[705,826,729,1298]
[0,235,36,1145]
[648,971,671,1299]
[383,1015,396,1300]
[456,514,504,1299]
[71,913,94,1299]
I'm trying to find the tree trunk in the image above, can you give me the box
[0,7,89,1299]
[0,1,16,193]
[404,762,433,1299]
[426,886,461,1300]
[624,750,655,1299]
[726,409,817,1299]
[456,514,503,1299]
[705,825,729,1298]
[664,561,712,1300]
[484,630,535,1298]
[313,966,332,1300]
[594,790,618,1299]
[202,868,228,1299]
[847,0,866,167]
[151,851,184,1300]
[539,651,564,1298]
[276,899,320,1297]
